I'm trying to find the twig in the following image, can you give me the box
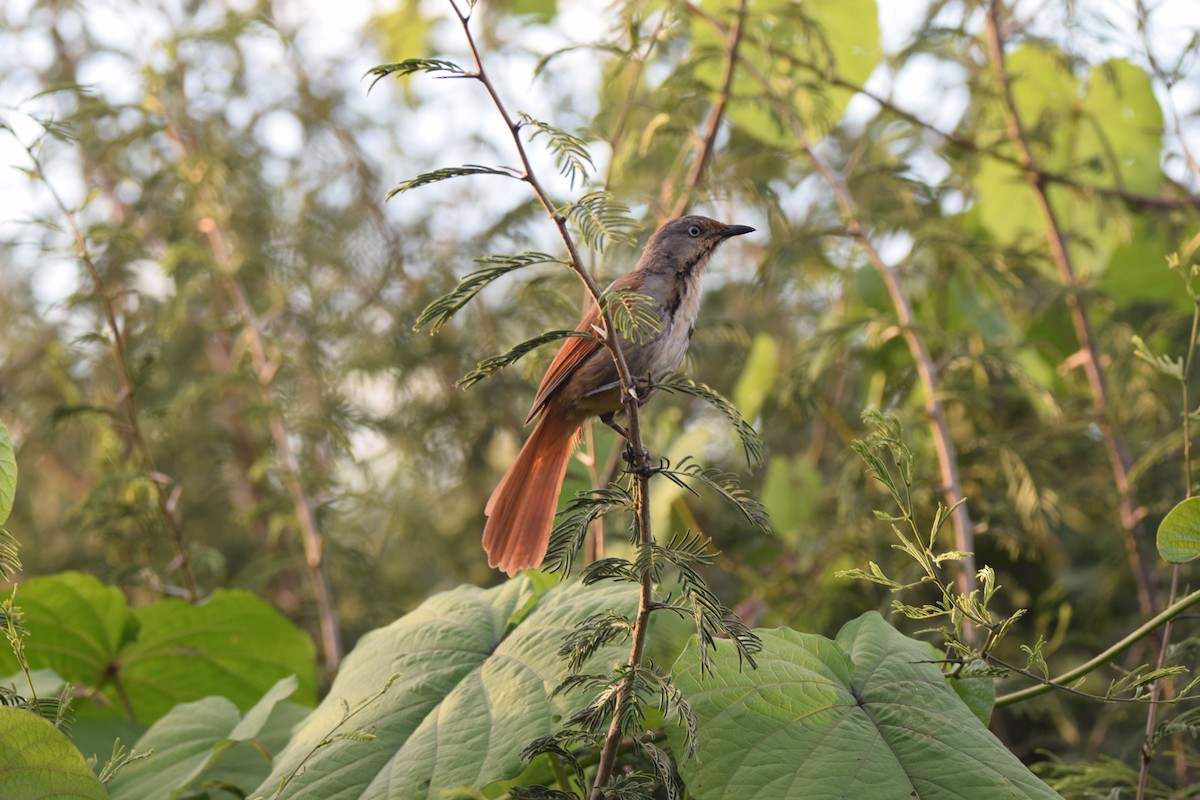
[668,0,748,219]
[19,138,198,602]
[983,0,1155,620]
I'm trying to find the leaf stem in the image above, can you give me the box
[995,587,1200,707]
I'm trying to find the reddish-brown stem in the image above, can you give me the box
[983,0,1155,620]
[152,103,343,671]
[801,140,977,599]
[668,0,747,219]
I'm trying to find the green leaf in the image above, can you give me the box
[118,591,316,721]
[251,577,639,800]
[0,421,15,526]
[603,289,661,344]
[669,613,1061,799]
[387,165,517,199]
[106,677,300,800]
[0,707,106,800]
[651,375,763,467]
[365,59,467,91]
[1076,59,1163,196]
[415,252,565,333]
[559,192,639,251]
[1158,497,1200,563]
[458,330,599,389]
[732,333,778,422]
[519,113,594,188]
[0,573,131,690]
[0,574,316,724]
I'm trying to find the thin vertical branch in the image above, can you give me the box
[668,0,748,219]
[800,140,977,599]
[983,0,1155,619]
[20,138,198,602]
[196,218,343,672]
[1136,275,1199,798]
[153,107,343,671]
[445,4,655,796]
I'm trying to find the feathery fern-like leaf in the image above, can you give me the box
[519,113,595,189]
[458,330,599,389]
[365,59,468,91]
[656,457,770,533]
[651,375,763,467]
[559,610,634,672]
[543,485,635,575]
[415,252,564,333]
[559,192,639,251]
[388,165,518,199]
[603,289,660,345]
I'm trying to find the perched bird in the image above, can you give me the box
[483,215,754,575]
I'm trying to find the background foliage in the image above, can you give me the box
[1,0,1199,796]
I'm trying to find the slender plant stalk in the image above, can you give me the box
[684,6,976,599]
[1136,279,1199,797]
[446,4,657,795]
[198,219,343,672]
[983,0,1155,619]
[800,139,978,598]
[668,0,748,220]
[995,586,1200,707]
[153,107,343,671]
[21,140,199,602]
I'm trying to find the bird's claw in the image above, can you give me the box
[621,445,656,477]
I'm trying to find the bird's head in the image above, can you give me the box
[638,215,754,276]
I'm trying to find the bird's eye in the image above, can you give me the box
[688,225,701,237]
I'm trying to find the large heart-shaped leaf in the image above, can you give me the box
[252,577,639,799]
[0,573,316,724]
[0,708,106,800]
[670,612,1060,799]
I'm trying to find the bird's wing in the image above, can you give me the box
[525,302,606,424]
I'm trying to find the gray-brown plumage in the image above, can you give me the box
[483,215,754,575]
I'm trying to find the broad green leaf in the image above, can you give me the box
[694,0,881,147]
[1077,59,1163,195]
[119,590,316,721]
[670,613,1061,799]
[733,333,779,421]
[0,421,15,525]
[761,454,822,547]
[974,48,1162,278]
[975,46,1079,248]
[251,577,639,800]
[106,676,300,800]
[0,707,107,800]
[1158,497,1200,563]
[0,574,316,724]
[0,573,132,688]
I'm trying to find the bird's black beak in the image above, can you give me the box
[718,224,755,238]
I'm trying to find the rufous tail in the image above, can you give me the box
[483,405,579,576]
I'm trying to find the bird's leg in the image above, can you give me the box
[600,412,654,475]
